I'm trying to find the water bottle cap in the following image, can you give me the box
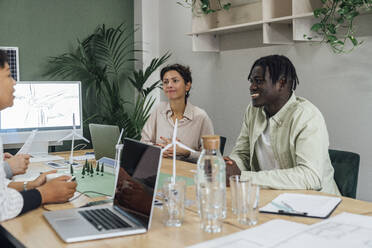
[202,135,220,150]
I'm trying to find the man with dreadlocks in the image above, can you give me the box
[225,55,340,195]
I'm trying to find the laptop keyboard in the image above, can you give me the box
[78,208,131,231]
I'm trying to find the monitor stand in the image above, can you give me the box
[29,141,65,163]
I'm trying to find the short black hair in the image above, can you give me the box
[160,63,192,98]
[248,55,299,91]
[0,50,9,68]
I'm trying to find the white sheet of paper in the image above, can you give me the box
[12,166,50,182]
[17,129,37,155]
[187,219,308,248]
[268,212,372,248]
[259,193,341,218]
[72,154,95,161]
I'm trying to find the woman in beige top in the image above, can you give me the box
[141,64,214,163]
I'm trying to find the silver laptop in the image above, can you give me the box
[44,138,162,243]
[89,123,120,160]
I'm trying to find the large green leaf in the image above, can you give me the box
[128,52,171,97]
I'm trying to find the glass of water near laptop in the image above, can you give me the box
[231,175,260,226]
[162,177,186,227]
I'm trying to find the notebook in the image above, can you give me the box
[259,193,341,218]
[43,138,162,243]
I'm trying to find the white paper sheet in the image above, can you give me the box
[269,212,372,248]
[12,166,51,182]
[187,219,308,248]
[16,129,37,155]
[259,193,341,218]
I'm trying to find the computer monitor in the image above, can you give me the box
[0,81,83,155]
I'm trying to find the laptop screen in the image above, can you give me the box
[114,138,161,229]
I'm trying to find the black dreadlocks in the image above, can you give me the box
[248,55,299,91]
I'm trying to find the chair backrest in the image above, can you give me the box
[220,136,227,156]
[328,149,360,198]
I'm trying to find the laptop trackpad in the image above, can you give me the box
[55,218,97,236]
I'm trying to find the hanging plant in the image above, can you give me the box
[307,0,372,54]
[177,0,231,15]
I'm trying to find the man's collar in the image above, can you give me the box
[271,93,296,125]
[259,93,297,126]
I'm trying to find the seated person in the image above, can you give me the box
[224,55,340,195]
[0,50,77,222]
[141,64,214,163]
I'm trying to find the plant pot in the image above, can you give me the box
[192,13,218,32]
[220,0,260,8]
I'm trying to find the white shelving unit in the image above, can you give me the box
[189,0,323,51]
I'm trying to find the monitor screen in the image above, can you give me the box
[0,81,82,149]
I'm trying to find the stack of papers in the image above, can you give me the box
[259,193,341,218]
[188,219,308,248]
[188,213,372,248]
[268,213,372,248]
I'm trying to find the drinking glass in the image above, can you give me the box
[162,178,186,227]
[199,180,224,233]
[236,180,260,226]
[229,175,240,215]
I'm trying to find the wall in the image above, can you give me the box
[0,0,134,151]
[134,0,161,106]
[0,0,133,80]
[158,0,372,201]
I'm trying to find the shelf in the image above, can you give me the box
[264,15,293,24]
[188,21,263,36]
[190,0,325,51]
[293,15,322,41]
[263,0,292,20]
[293,0,323,16]
[293,12,314,19]
[263,22,293,44]
[192,0,262,33]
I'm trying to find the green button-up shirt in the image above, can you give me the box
[230,93,340,195]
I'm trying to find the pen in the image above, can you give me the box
[271,201,308,215]
[278,209,308,216]
[68,176,76,182]
[281,201,308,215]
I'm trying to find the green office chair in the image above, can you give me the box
[328,149,360,199]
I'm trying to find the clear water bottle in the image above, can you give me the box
[196,135,226,233]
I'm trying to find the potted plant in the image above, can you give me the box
[309,0,372,53]
[177,0,231,15]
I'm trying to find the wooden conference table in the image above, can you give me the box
[2,150,372,247]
